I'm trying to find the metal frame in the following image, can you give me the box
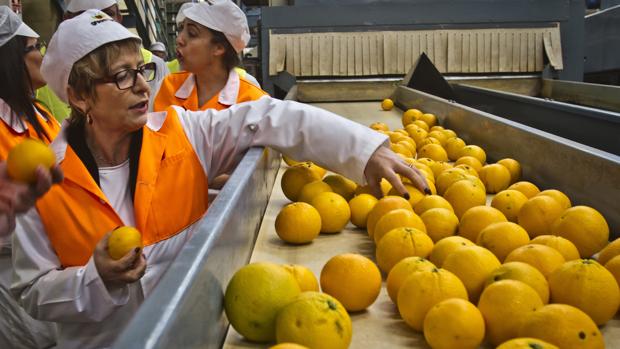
[260,0,585,95]
[584,5,620,81]
[540,79,620,112]
[113,148,281,349]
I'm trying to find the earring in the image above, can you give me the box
[87,113,93,125]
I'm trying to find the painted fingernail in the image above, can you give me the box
[134,247,141,253]
[424,188,432,195]
[403,192,410,200]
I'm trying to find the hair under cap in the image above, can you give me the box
[182,0,250,53]
[66,0,117,12]
[41,9,140,103]
[0,6,39,48]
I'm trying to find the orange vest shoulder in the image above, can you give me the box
[153,72,193,112]
[0,103,60,160]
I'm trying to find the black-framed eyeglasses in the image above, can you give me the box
[95,62,157,90]
[24,41,46,54]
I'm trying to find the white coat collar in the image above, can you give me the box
[0,98,28,133]
[173,69,240,106]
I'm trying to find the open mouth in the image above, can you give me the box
[130,100,148,111]
[176,50,184,62]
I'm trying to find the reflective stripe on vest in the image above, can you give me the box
[35,107,209,267]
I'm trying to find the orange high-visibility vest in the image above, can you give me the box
[35,107,209,267]
[0,102,60,159]
[153,71,267,112]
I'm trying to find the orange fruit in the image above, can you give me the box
[311,192,351,233]
[275,202,322,244]
[397,268,468,331]
[423,298,485,349]
[283,155,303,167]
[396,140,416,156]
[458,145,486,164]
[7,139,56,184]
[413,119,430,132]
[551,206,609,258]
[373,208,426,244]
[478,280,543,346]
[496,338,559,349]
[429,236,475,267]
[455,155,483,172]
[604,255,620,289]
[427,130,448,146]
[478,164,512,193]
[441,128,457,139]
[442,245,501,302]
[354,178,392,197]
[281,163,321,201]
[429,161,453,179]
[275,292,351,349]
[320,254,382,312]
[224,262,301,342]
[548,259,620,325]
[445,137,466,161]
[420,208,459,242]
[108,226,143,260]
[307,162,327,179]
[597,237,620,265]
[420,113,438,127]
[430,125,445,131]
[376,227,434,273]
[505,244,565,278]
[508,181,540,198]
[407,126,428,145]
[369,122,389,131]
[477,222,530,262]
[348,194,378,228]
[391,142,413,158]
[402,108,423,126]
[530,235,580,261]
[458,206,507,242]
[519,304,604,349]
[386,257,436,303]
[322,174,356,201]
[443,180,487,219]
[453,164,478,178]
[485,261,549,304]
[297,180,333,204]
[388,183,425,208]
[381,98,394,110]
[282,264,319,292]
[270,343,309,349]
[517,196,563,238]
[491,189,528,222]
[366,196,412,238]
[536,189,571,210]
[436,168,468,195]
[418,144,448,162]
[497,158,522,184]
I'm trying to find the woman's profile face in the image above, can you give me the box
[175,19,225,73]
[23,37,46,90]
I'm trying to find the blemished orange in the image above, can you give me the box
[275,202,322,244]
[458,206,508,243]
[322,174,356,201]
[376,227,434,273]
[485,261,549,304]
[225,262,301,342]
[386,257,435,303]
[536,189,572,210]
[445,137,466,161]
[423,298,485,349]
[348,194,378,228]
[517,196,564,238]
[418,144,448,162]
[429,236,475,267]
[407,126,428,145]
[504,244,565,278]
[458,145,486,164]
[373,208,426,244]
[420,113,438,127]
[7,139,56,184]
[453,164,478,178]
[478,280,543,346]
[320,254,382,311]
[455,155,483,172]
[548,259,620,325]
[297,180,333,204]
[421,208,459,242]
[388,183,425,208]
[436,168,468,195]
[497,158,522,184]
[518,304,604,349]
[597,237,620,265]
[551,205,609,258]
[366,195,412,238]
[307,162,327,179]
[429,161,453,179]
[281,163,321,202]
[311,192,351,233]
[275,292,351,349]
[496,338,559,349]
[402,108,423,126]
[417,137,441,149]
[369,122,389,131]
[108,226,143,260]
[282,264,319,292]
[508,181,540,198]
[530,235,580,261]
[397,268,468,331]
[478,164,512,193]
[477,222,530,262]
[269,343,309,349]
[427,130,448,146]
[381,98,394,110]
[491,189,528,222]
[442,245,501,302]
[443,180,487,219]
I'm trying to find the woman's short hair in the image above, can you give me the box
[208,28,240,72]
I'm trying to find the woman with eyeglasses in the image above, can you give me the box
[0,6,61,348]
[10,10,428,348]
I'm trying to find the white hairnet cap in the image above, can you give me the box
[149,41,166,52]
[66,0,117,13]
[182,0,250,53]
[175,2,195,25]
[41,10,140,103]
[0,6,39,47]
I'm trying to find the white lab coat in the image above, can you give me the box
[11,97,388,349]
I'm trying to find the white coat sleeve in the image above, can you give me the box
[10,208,130,323]
[176,97,389,184]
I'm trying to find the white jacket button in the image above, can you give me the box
[248,124,258,132]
